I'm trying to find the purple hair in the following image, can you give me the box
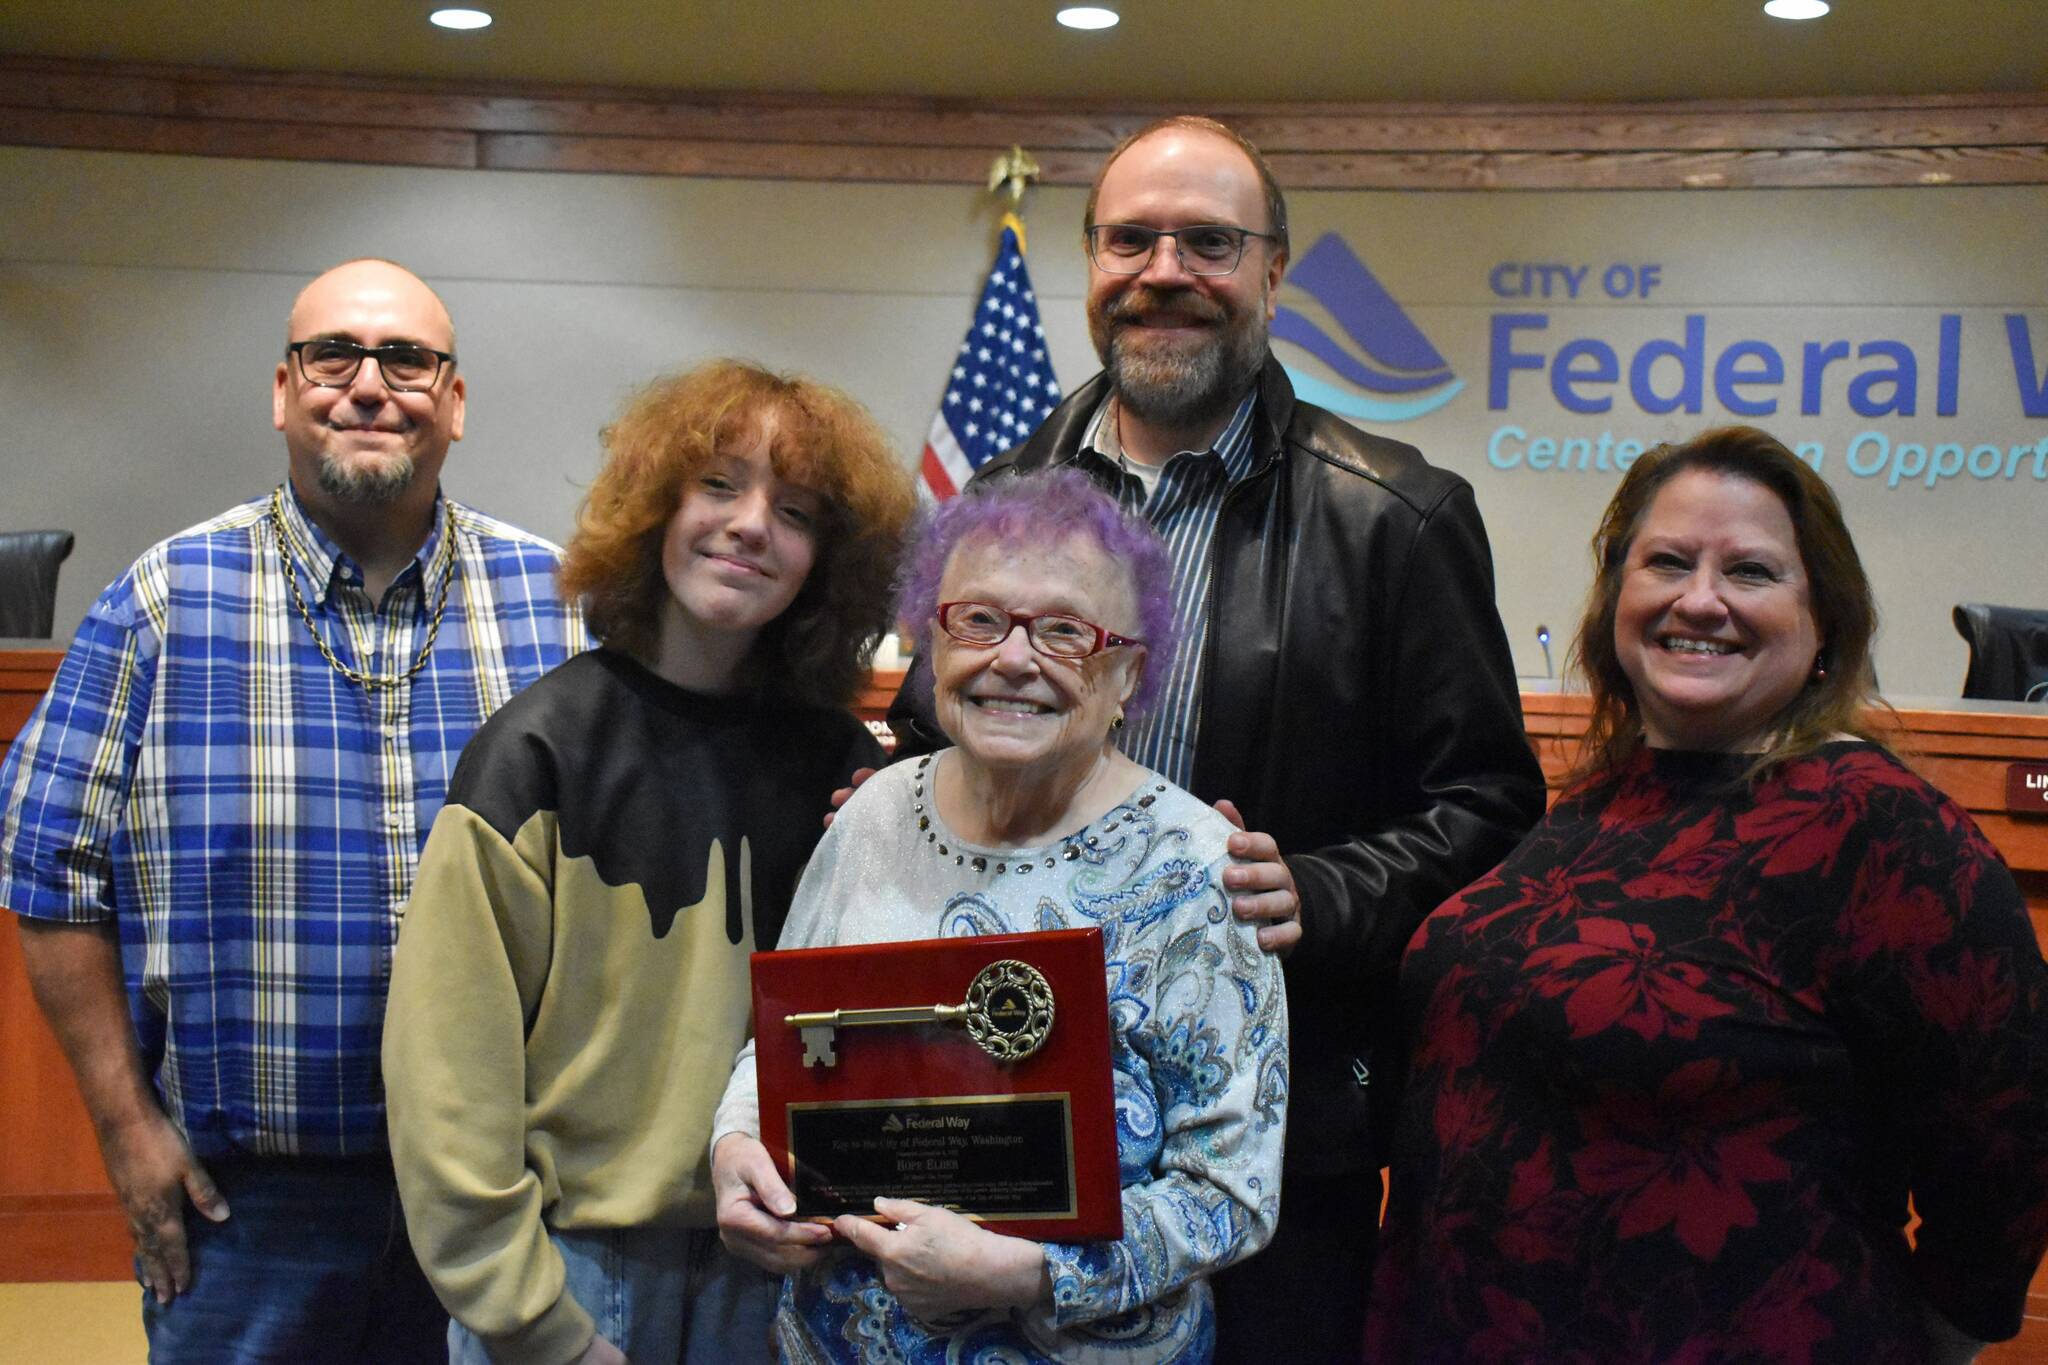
[895,468,1179,719]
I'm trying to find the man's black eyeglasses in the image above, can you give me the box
[1085,223,1279,277]
[287,339,455,393]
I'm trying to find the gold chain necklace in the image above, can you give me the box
[269,487,458,692]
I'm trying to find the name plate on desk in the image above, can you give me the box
[2008,761,2048,816]
[751,927,1121,1241]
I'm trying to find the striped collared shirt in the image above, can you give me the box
[0,485,586,1158]
[1081,389,1260,789]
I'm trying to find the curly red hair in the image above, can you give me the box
[558,360,916,708]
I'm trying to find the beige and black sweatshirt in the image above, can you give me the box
[384,649,880,1364]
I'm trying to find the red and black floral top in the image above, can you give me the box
[1367,741,2048,1363]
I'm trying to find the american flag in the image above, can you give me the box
[920,213,1062,500]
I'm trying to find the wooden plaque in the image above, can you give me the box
[751,927,1122,1241]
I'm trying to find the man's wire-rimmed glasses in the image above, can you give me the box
[287,338,456,393]
[1085,223,1279,276]
[937,601,1145,659]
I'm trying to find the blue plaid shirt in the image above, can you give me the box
[0,486,586,1158]
[1081,391,1260,790]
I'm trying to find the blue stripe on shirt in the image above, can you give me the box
[1080,392,1259,790]
[0,487,587,1157]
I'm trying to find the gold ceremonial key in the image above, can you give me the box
[786,959,1055,1069]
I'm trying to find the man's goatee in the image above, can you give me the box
[318,452,417,505]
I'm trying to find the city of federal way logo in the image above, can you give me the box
[1274,232,1463,423]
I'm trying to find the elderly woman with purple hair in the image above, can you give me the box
[710,468,1288,1363]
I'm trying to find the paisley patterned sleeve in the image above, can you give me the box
[1028,843,1289,1333]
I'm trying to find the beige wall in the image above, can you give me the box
[0,145,1099,644]
[2,146,2044,698]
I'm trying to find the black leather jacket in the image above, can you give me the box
[890,356,1545,1175]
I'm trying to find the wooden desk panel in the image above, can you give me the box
[0,648,62,774]
[0,916,126,1282]
[853,667,905,727]
[0,654,915,1282]
[4,652,2047,1311]
[1523,691,2048,878]
[0,649,126,1280]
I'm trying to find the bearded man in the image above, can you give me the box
[1,259,586,1363]
[889,118,1545,1362]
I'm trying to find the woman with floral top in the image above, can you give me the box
[1368,426,2048,1365]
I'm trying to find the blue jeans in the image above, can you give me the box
[448,1224,779,1365]
[140,1154,448,1364]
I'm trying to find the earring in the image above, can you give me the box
[1111,711,1126,731]
[1811,651,1827,682]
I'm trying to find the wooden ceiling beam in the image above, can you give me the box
[4,54,2045,190]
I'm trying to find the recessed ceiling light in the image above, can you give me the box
[1762,0,1829,19]
[429,8,493,30]
[1057,7,1120,30]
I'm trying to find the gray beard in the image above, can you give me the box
[1104,315,1268,432]
[317,451,416,505]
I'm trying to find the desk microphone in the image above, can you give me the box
[1536,625,1553,680]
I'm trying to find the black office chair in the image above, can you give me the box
[0,530,75,638]
[1952,603,2048,704]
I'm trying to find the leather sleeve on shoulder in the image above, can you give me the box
[965,447,1028,487]
[1293,412,1463,517]
[1287,476,1547,991]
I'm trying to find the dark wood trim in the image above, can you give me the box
[4,55,2046,190]
[0,105,479,168]
[1523,690,2048,876]
[0,1194,129,1283]
[0,649,64,773]
[3,647,2044,1285]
